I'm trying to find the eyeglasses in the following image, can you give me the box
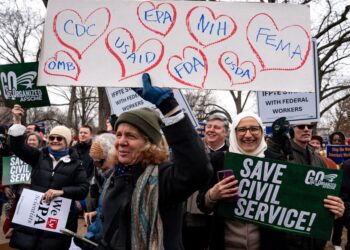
[49,136,64,142]
[294,124,313,130]
[332,139,344,143]
[235,126,261,135]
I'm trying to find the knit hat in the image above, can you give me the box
[90,133,116,160]
[115,108,162,145]
[49,125,72,146]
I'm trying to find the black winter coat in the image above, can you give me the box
[99,115,213,250]
[9,134,89,250]
[261,140,328,250]
[72,141,94,179]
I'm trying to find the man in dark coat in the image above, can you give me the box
[263,119,344,250]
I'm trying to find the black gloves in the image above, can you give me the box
[137,73,179,115]
[272,117,290,142]
[271,117,294,160]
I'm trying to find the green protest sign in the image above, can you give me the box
[2,156,32,185]
[218,152,342,241]
[0,62,50,108]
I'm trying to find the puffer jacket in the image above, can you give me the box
[72,141,94,179]
[8,134,89,250]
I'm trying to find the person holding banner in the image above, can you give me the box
[328,131,347,250]
[98,73,212,250]
[265,118,345,250]
[197,111,266,250]
[7,105,89,250]
[329,131,346,146]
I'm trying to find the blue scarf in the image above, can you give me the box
[48,147,69,161]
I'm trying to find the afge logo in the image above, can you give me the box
[304,170,337,190]
[0,71,41,101]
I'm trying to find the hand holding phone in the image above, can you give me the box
[212,169,238,203]
[217,169,234,181]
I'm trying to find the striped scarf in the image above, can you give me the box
[131,164,164,250]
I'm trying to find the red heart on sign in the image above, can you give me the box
[105,27,164,80]
[53,8,111,59]
[246,13,311,71]
[137,1,177,37]
[167,46,208,89]
[44,50,81,80]
[186,6,237,48]
[219,51,256,85]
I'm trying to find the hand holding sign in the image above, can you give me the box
[139,73,178,115]
[12,104,24,124]
[323,195,345,219]
[42,189,64,204]
[208,174,239,202]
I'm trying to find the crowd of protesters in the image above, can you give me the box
[0,73,348,250]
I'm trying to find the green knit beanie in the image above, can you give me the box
[115,108,162,145]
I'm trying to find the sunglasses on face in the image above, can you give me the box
[294,124,313,130]
[49,136,64,142]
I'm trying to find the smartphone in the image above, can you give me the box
[217,169,234,182]
[216,169,238,203]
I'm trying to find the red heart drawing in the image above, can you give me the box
[137,1,177,37]
[219,51,256,85]
[167,46,208,89]
[186,6,237,48]
[44,50,81,80]
[105,27,164,80]
[246,13,311,71]
[53,8,111,59]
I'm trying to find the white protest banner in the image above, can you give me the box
[106,87,198,127]
[257,89,319,125]
[106,87,154,114]
[2,156,32,185]
[257,39,319,124]
[38,0,313,92]
[12,189,71,233]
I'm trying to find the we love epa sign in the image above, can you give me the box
[38,0,313,92]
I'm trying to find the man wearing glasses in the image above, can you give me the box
[266,120,344,250]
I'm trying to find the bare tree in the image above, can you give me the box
[183,89,232,122]
[0,1,45,125]
[49,86,99,131]
[98,87,111,130]
[327,90,350,136]
[257,0,350,118]
[0,1,43,63]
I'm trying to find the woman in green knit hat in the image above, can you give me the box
[98,73,212,250]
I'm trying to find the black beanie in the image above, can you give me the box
[115,108,162,145]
